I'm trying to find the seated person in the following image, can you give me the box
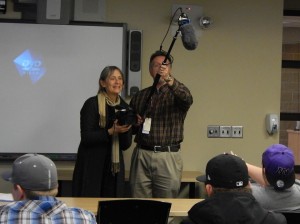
[0,153,96,223]
[247,144,300,213]
[187,153,286,224]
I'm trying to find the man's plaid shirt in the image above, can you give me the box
[0,196,96,224]
[130,79,193,147]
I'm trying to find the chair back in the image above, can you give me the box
[97,199,171,224]
[282,212,300,224]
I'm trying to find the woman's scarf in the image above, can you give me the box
[98,92,121,174]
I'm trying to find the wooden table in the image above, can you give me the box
[58,197,202,217]
[57,167,202,198]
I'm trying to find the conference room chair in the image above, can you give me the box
[282,212,300,224]
[97,199,171,224]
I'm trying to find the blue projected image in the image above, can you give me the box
[13,49,46,84]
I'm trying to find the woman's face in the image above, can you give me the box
[100,69,124,95]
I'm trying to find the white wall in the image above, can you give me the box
[107,0,283,172]
[0,0,284,193]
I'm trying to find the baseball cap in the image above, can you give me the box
[2,154,58,191]
[262,144,295,190]
[197,153,249,188]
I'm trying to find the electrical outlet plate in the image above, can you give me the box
[232,126,243,138]
[207,125,220,138]
[220,126,231,137]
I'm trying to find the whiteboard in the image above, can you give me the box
[0,20,127,160]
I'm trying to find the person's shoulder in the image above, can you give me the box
[56,199,96,221]
[189,196,215,211]
[68,206,94,214]
[66,207,96,221]
[264,211,287,224]
[130,87,151,100]
[134,87,151,95]
[251,182,268,191]
[289,180,300,194]
[294,179,300,186]
[82,96,98,107]
[0,200,21,212]
[85,95,97,103]
[251,183,280,200]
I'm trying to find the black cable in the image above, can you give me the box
[159,7,183,51]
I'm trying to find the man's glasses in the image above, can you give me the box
[151,62,172,69]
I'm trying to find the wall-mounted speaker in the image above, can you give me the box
[127,30,142,97]
[37,0,71,24]
[73,0,106,22]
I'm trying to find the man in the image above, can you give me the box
[129,50,193,198]
[0,153,96,223]
[188,153,286,224]
[247,144,300,212]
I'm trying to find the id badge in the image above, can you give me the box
[142,118,151,134]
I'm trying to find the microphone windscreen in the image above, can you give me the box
[180,23,198,50]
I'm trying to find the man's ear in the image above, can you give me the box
[205,184,214,197]
[12,184,26,201]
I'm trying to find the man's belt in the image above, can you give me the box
[139,144,180,152]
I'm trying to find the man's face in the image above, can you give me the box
[149,56,171,81]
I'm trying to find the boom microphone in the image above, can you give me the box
[180,22,198,50]
[177,12,198,50]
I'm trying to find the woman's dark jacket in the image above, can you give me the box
[72,96,132,197]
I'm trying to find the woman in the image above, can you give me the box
[72,66,132,197]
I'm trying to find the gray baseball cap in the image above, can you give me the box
[2,154,58,191]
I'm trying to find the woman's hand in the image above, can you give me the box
[115,121,132,133]
[108,120,131,135]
